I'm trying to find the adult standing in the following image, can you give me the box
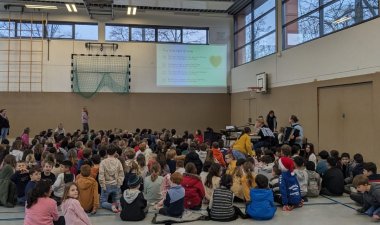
[266,110,277,132]
[289,115,303,148]
[81,107,89,132]
[0,109,10,141]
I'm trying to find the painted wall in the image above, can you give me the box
[0,11,233,93]
[231,17,380,93]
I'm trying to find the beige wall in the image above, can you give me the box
[231,73,380,166]
[1,92,230,138]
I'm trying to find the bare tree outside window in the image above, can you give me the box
[106,26,129,41]
[0,21,15,38]
[47,24,72,39]
[158,29,181,42]
[183,29,207,44]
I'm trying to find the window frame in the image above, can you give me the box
[282,0,380,50]
[105,23,209,45]
[234,0,277,67]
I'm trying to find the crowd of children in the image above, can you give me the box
[0,126,378,225]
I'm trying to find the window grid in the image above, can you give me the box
[0,21,98,40]
[105,24,208,45]
[282,0,380,49]
[234,0,277,67]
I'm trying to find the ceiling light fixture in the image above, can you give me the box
[25,4,58,9]
[65,4,72,12]
[66,4,77,12]
[127,6,137,15]
[71,4,77,12]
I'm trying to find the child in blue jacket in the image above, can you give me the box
[246,174,276,220]
[278,157,303,211]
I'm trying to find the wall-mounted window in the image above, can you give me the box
[0,21,15,38]
[105,24,208,44]
[74,24,98,40]
[47,23,73,39]
[157,28,182,42]
[17,22,44,38]
[283,0,379,49]
[105,25,129,41]
[234,0,276,67]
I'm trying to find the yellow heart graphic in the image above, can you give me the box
[209,56,222,68]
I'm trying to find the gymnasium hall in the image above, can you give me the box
[0,0,379,224]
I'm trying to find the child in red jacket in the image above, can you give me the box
[181,162,205,210]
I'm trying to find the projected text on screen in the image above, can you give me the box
[157,44,227,87]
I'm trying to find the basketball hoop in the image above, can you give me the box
[247,86,262,97]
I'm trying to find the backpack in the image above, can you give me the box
[307,171,320,197]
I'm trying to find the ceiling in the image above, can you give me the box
[0,0,236,19]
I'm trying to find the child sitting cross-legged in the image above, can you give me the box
[353,175,380,221]
[246,174,276,220]
[52,160,75,205]
[10,160,30,205]
[24,166,42,200]
[76,164,99,214]
[159,172,185,217]
[61,182,92,225]
[278,157,303,211]
[120,174,148,221]
[24,180,65,225]
[207,174,247,221]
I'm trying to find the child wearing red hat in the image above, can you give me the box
[278,157,303,211]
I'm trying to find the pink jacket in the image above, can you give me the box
[24,197,59,225]
[61,198,92,225]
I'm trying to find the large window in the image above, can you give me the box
[234,0,276,66]
[0,21,98,40]
[47,23,73,39]
[105,24,208,44]
[75,24,98,40]
[283,0,379,49]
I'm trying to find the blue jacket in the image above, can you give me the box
[279,171,302,205]
[246,188,276,220]
[164,184,185,217]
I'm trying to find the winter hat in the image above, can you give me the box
[279,157,294,174]
[128,174,142,188]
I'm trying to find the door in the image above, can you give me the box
[318,82,373,157]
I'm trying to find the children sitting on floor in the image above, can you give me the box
[278,157,303,211]
[350,162,380,206]
[293,156,309,201]
[231,161,256,202]
[61,182,92,225]
[24,180,65,225]
[120,174,147,221]
[24,167,41,200]
[353,175,380,221]
[225,153,236,175]
[204,163,221,203]
[321,157,344,196]
[52,160,75,205]
[11,160,30,205]
[208,174,246,221]
[159,172,185,217]
[316,150,329,176]
[181,162,205,209]
[144,162,163,205]
[77,164,99,214]
[41,161,56,184]
[305,161,321,197]
[0,155,17,207]
[246,174,276,220]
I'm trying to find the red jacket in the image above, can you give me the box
[181,173,205,209]
[212,148,226,167]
